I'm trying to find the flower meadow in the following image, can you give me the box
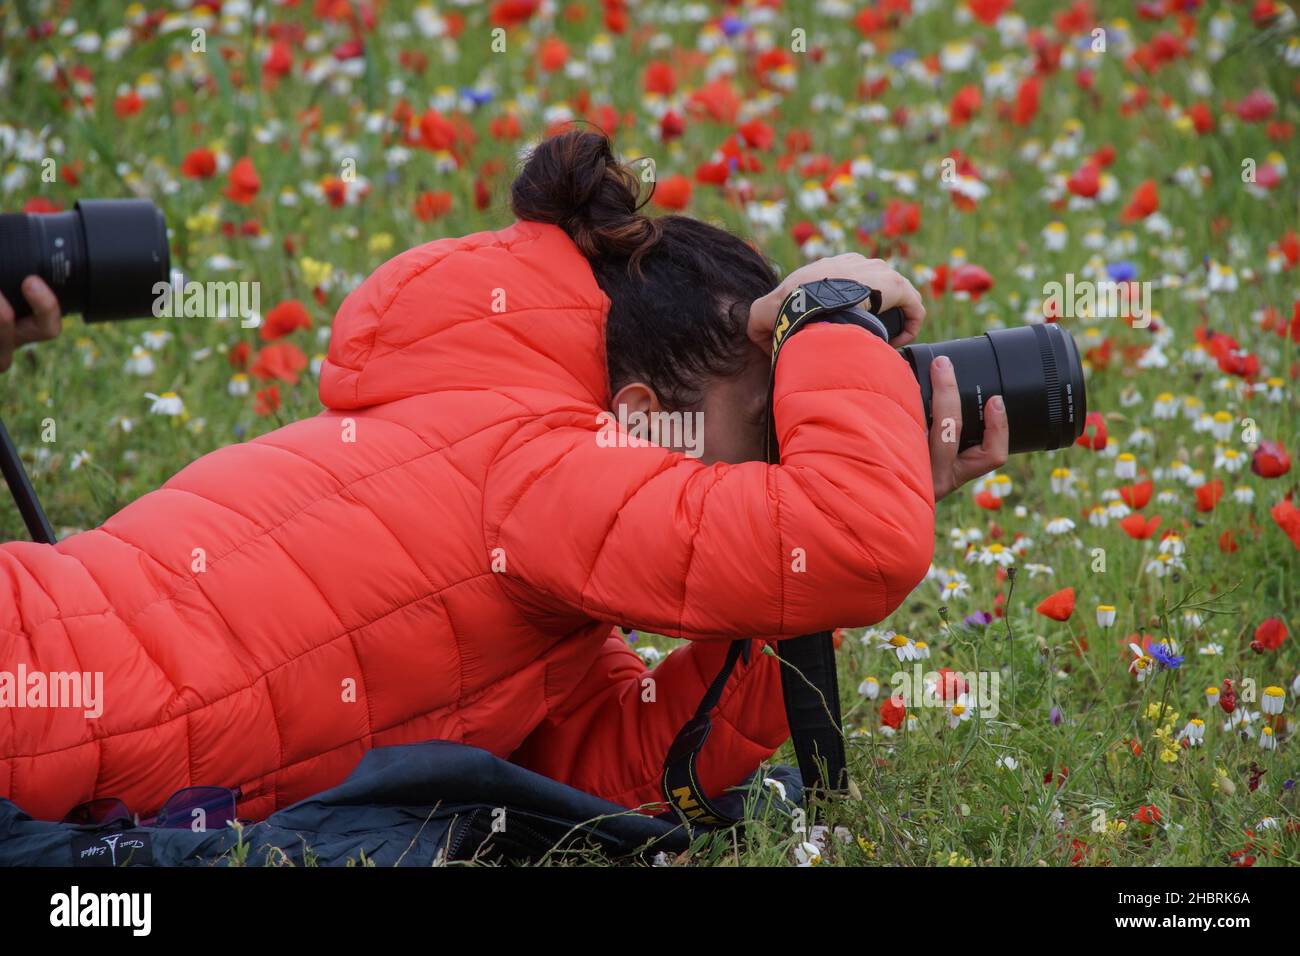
[1,0,1298,867]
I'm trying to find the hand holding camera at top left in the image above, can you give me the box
[0,276,62,374]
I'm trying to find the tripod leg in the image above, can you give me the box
[0,415,56,544]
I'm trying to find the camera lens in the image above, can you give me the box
[900,324,1086,454]
[0,199,169,322]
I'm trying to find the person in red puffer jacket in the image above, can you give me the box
[0,130,1007,822]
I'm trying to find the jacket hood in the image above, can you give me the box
[319,220,613,412]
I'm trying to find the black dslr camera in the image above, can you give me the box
[0,199,169,321]
[771,277,1086,455]
[0,199,170,543]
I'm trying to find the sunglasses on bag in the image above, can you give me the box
[62,785,244,830]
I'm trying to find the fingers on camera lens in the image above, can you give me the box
[22,277,61,340]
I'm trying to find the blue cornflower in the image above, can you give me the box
[460,87,494,109]
[720,15,746,37]
[1151,642,1184,669]
[1106,261,1137,283]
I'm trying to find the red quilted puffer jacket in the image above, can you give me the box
[0,221,935,821]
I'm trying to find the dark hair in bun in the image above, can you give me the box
[511,128,662,270]
[512,127,779,410]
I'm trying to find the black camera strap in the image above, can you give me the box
[661,279,901,827]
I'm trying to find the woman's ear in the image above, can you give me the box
[610,381,663,416]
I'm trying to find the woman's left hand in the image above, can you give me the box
[927,354,1009,500]
[747,253,925,353]
[0,276,62,373]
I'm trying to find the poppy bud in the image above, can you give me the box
[1220,679,1237,714]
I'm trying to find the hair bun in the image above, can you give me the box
[511,128,662,266]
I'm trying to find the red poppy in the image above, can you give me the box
[1214,343,1260,379]
[1218,529,1239,553]
[603,1,627,32]
[263,40,294,82]
[643,60,676,96]
[1036,587,1075,622]
[1220,679,1236,714]
[180,147,217,179]
[755,48,796,87]
[224,157,261,205]
[652,174,691,211]
[688,77,741,125]
[113,90,143,119]
[787,222,816,247]
[253,385,281,416]
[880,695,906,729]
[538,36,568,72]
[1066,162,1100,198]
[1195,479,1224,512]
[1251,441,1291,478]
[1120,514,1162,540]
[928,263,949,299]
[489,0,539,29]
[1068,837,1087,865]
[1252,0,1284,27]
[1235,89,1276,123]
[1133,805,1162,825]
[1270,498,1300,549]
[975,490,1001,510]
[1187,102,1214,134]
[1075,411,1107,450]
[737,118,775,151]
[320,177,347,208]
[413,191,453,221]
[854,5,889,34]
[949,85,982,126]
[1120,480,1153,510]
[1121,179,1159,222]
[261,300,312,342]
[951,264,993,299]
[660,111,685,142]
[1254,617,1288,651]
[968,0,1013,24]
[474,176,491,211]
[418,110,458,151]
[490,113,522,140]
[57,160,83,187]
[1272,231,1300,271]
[882,199,921,237]
[228,341,251,370]
[1011,75,1040,126]
[250,343,308,385]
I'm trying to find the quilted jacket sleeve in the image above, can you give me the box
[488,322,936,640]
[510,631,789,809]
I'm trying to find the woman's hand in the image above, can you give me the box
[747,253,926,352]
[928,355,1009,500]
[0,277,62,373]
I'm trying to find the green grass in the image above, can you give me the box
[1,0,1297,865]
